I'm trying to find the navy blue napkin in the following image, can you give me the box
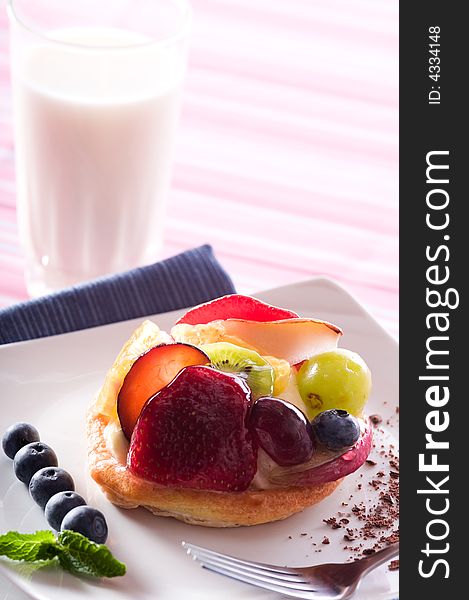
[0,245,235,345]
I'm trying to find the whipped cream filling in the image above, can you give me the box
[251,446,346,490]
[104,415,366,491]
[102,352,367,491]
[278,370,310,416]
[104,419,129,465]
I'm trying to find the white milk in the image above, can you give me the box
[12,28,184,293]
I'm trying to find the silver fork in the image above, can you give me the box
[182,541,399,599]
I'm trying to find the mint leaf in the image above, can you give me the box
[0,531,58,562]
[0,530,126,579]
[57,531,126,578]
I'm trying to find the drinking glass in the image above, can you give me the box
[7,0,191,296]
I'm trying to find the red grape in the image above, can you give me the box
[249,397,314,466]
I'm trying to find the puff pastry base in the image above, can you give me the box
[87,409,342,527]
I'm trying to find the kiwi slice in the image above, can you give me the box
[201,342,274,399]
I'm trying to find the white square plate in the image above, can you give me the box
[0,278,399,600]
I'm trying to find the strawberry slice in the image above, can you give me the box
[175,294,299,326]
[128,366,258,492]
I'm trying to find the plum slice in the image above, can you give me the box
[267,422,373,487]
[175,294,299,325]
[117,343,209,440]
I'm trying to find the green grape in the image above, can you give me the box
[297,349,371,419]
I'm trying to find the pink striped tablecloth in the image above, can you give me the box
[0,0,398,338]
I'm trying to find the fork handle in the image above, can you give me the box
[358,542,399,576]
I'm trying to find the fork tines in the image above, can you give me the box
[181,542,322,599]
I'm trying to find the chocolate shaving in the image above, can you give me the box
[323,517,341,529]
[321,437,399,560]
[389,559,400,571]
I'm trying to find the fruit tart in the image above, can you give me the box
[87,295,373,527]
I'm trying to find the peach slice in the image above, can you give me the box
[221,318,342,364]
[117,343,209,440]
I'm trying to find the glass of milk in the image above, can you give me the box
[7,0,192,296]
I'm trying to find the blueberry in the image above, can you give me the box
[61,506,108,544]
[311,409,361,450]
[13,442,58,484]
[45,491,87,531]
[2,422,40,460]
[29,467,75,509]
